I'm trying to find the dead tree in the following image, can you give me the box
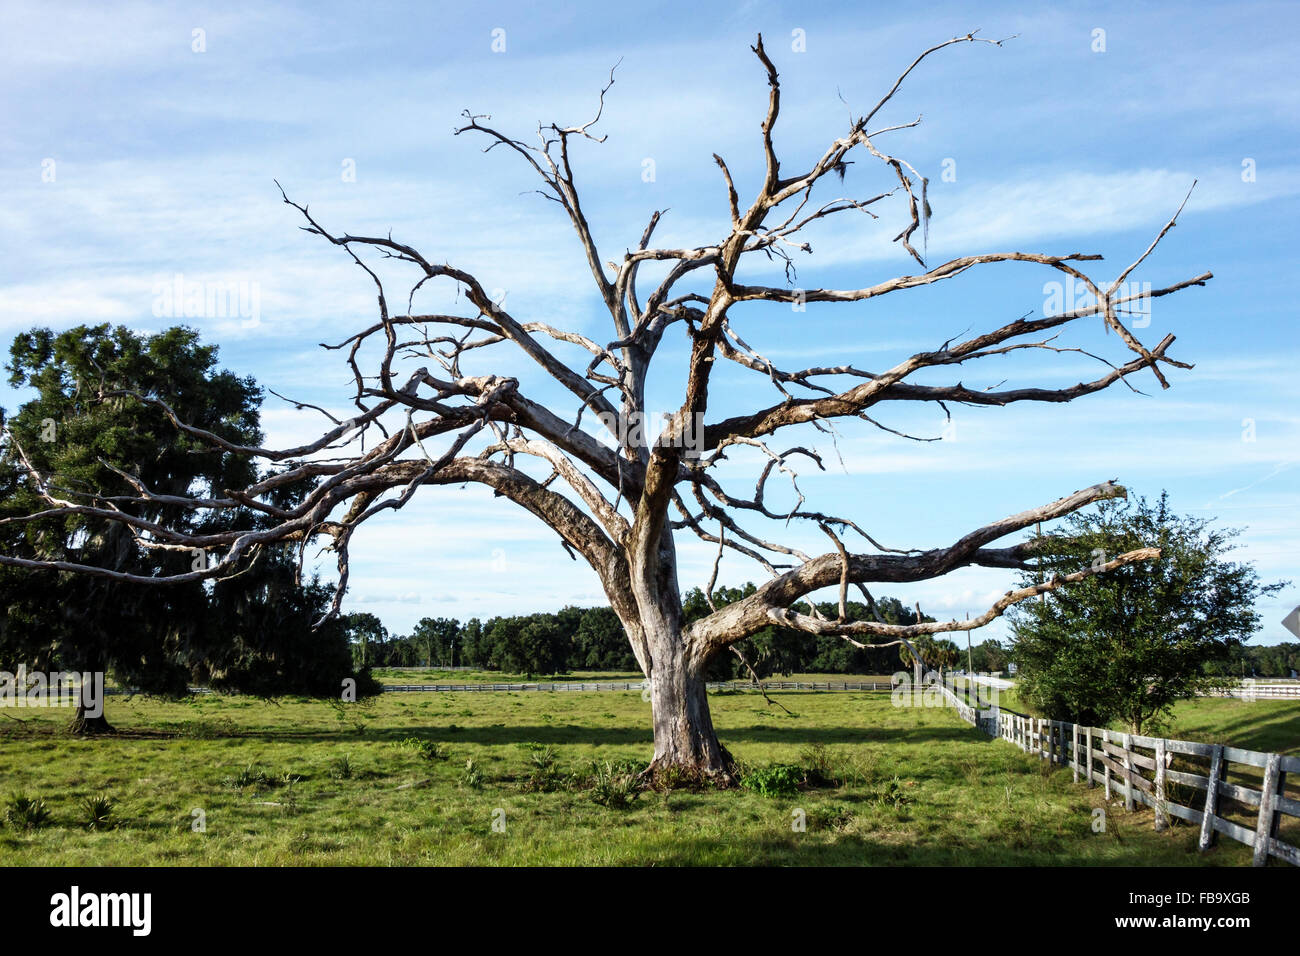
[0,34,1208,782]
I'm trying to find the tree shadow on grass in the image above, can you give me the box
[1170,706,1300,756]
[164,723,986,749]
[602,829,1235,867]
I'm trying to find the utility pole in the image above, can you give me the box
[912,601,924,686]
[1036,521,1045,605]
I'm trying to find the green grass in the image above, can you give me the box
[0,689,1259,866]
[1156,697,1300,755]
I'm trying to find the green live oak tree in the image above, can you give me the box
[0,324,373,730]
[1007,492,1287,734]
[0,324,260,730]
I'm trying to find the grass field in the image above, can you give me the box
[1,687,1274,866]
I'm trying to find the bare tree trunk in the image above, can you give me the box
[624,524,736,786]
[645,624,734,785]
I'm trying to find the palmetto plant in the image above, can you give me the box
[4,792,52,830]
[79,793,115,831]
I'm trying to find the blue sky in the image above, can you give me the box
[1,0,1296,646]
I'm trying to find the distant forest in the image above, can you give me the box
[347,584,1300,680]
[349,585,1005,679]
[343,582,956,681]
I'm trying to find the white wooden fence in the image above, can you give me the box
[937,684,1300,866]
[1210,682,1300,700]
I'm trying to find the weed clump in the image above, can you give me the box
[588,760,642,809]
[3,793,52,830]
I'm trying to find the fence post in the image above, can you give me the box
[1085,727,1094,788]
[1072,724,1080,783]
[1252,753,1282,867]
[1273,767,1289,845]
[1198,744,1224,851]
[1103,729,1112,801]
[1049,720,1057,766]
[1122,733,1134,812]
[1154,738,1168,832]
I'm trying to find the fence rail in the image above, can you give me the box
[937,684,1299,866]
[1210,683,1300,700]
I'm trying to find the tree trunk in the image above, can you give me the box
[623,521,735,786]
[644,625,736,786]
[68,702,114,735]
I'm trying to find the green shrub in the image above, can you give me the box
[521,745,564,793]
[460,758,483,790]
[874,775,913,810]
[329,754,353,780]
[80,793,116,831]
[740,764,804,798]
[809,802,855,831]
[224,763,272,790]
[589,760,641,809]
[396,737,447,761]
[4,793,53,830]
[799,744,838,785]
[649,764,692,792]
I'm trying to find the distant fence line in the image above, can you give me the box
[938,684,1300,867]
[1210,683,1300,700]
[380,680,895,694]
[378,677,1300,697]
[92,677,1300,700]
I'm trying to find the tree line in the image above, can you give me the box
[347,586,1016,679]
